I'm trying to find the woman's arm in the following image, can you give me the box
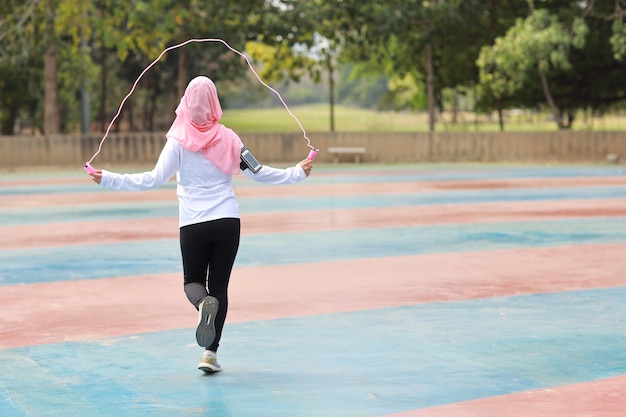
[243,158,312,184]
[90,139,180,190]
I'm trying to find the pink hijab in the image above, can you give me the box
[166,76,240,175]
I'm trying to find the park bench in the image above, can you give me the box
[327,146,367,163]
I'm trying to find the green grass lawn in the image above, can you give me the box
[221,104,626,133]
[221,104,423,133]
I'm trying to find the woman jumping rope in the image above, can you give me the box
[89,76,312,373]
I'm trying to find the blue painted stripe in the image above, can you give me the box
[0,387,23,417]
[1,216,625,285]
[236,166,626,188]
[2,287,625,417]
[1,165,624,195]
[298,165,626,185]
[2,185,626,226]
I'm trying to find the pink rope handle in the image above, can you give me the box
[86,38,314,165]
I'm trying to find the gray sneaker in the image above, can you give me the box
[196,296,219,348]
[198,351,222,373]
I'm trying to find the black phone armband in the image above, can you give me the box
[240,146,262,173]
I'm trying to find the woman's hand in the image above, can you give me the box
[89,169,103,185]
[298,159,313,177]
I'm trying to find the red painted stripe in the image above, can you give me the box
[3,198,626,250]
[383,375,626,416]
[1,243,625,349]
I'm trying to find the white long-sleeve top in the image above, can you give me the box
[99,138,307,227]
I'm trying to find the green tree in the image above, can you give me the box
[102,0,300,130]
[477,5,589,129]
[0,1,41,134]
[1,0,98,134]
[608,0,626,61]
[296,0,356,132]
[325,0,502,131]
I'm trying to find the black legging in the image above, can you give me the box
[180,218,240,352]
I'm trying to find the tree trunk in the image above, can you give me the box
[539,71,565,129]
[97,3,107,132]
[327,52,335,133]
[451,89,458,124]
[98,44,107,132]
[426,43,435,132]
[177,47,188,99]
[1,101,17,135]
[144,83,158,131]
[127,100,134,131]
[44,40,60,135]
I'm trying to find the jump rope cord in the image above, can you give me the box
[87,38,314,165]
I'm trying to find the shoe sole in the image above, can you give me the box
[197,362,222,373]
[196,296,219,348]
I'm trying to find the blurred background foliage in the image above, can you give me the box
[1,0,625,135]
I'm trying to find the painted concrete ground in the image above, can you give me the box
[1,163,626,417]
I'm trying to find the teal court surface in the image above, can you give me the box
[1,163,626,416]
